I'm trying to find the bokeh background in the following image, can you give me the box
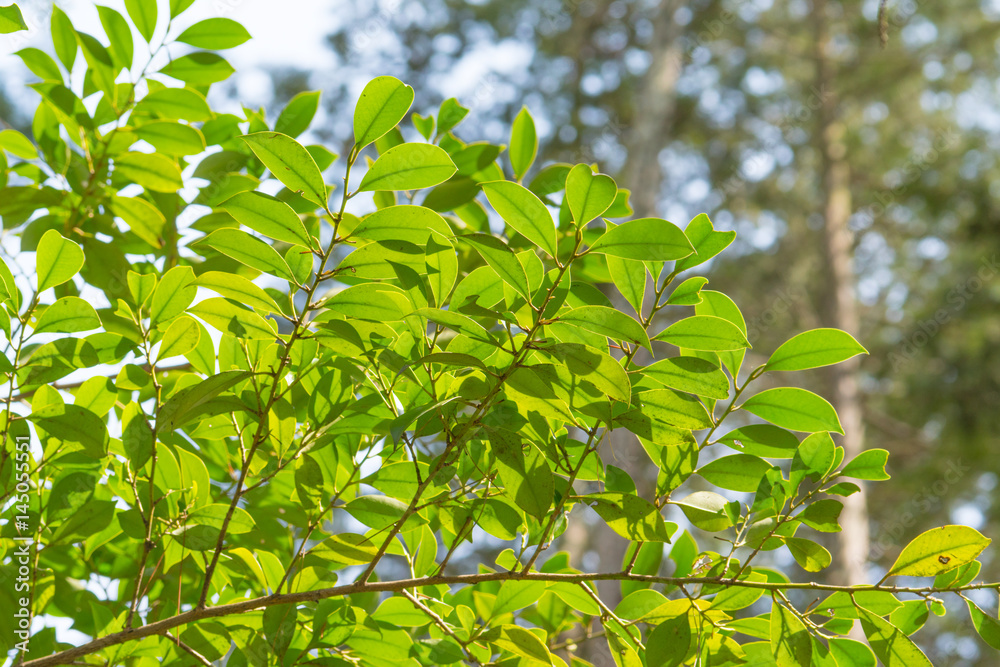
[3,0,999,664]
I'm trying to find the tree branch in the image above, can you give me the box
[21,570,1000,667]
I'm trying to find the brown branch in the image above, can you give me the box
[21,570,1000,667]
[163,632,212,667]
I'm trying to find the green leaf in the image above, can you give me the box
[646,610,692,667]
[351,204,452,243]
[326,283,410,321]
[797,499,843,533]
[343,495,411,530]
[676,491,732,532]
[29,405,109,457]
[839,449,891,480]
[566,163,616,224]
[221,191,312,247]
[606,254,646,315]
[676,213,736,272]
[157,370,250,433]
[371,597,429,627]
[631,388,713,429]
[358,143,457,192]
[784,537,832,572]
[589,491,675,542]
[188,298,278,340]
[741,387,844,434]
[436,97,468,135]
[114,152,184,192]
[641,357,729,399]
[134,88,211,121]
[590,218,694,261]
[544,343,631,402]
[857,606,933,667]
[194,271,282,315]
[125,0,157,41]
[557,305,651,351]
[488,428,554,520]
[716,424,799,458]
[188,504,255,533]
[509,106,537,180]
[698,454,773,492]
[17,47,65,82]
[460,233,531,301]
[275,90,321,138]
[51,7,77,68]
[197,229,295,282]
[481,180,557,257]
[654,315,750,351]
[36,229,84,292]
[134,121,206,157]
[354,76,415,148]
[242,131,327,207]
[159,52,235,84]
[176,18,251,49]
[771,601,812,667]
[96,6,133,70]
[158,316,201,360]
[0,3,28,33]
[886,526,991,578]
[765,328,868,372]
[966,600,1000,650]
[828,638,877,667]
[666,276,708,306]
[170,0,197,18]
[492,580,547,617]
[0,129,38,160]
[34,297,100,334]
[151,266,197,325]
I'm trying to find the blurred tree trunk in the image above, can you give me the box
[813,0,870,590]
[620,0,684,218]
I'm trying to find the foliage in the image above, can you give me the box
[0,3,997,666]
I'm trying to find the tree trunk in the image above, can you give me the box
[813,0,870,590]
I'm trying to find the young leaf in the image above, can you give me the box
[676,213,736,272]
[242,132,328,207]
[886,525,991,578]
[765,328,868,372]
[839,448,891,480]
[36,229,84,292]
[481,181,558,257]
[740,387,844,434]
[589,218,694,261]
[176,18,252,49]
[565,164,617,224]
[509,106,537,180]
[357,143,457,192]
[655,315,750,351]
[275,90,321,138]
[221,191,312,247]
[354,76,415,148]
[0,3,28,33]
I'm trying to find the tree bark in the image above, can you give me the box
[813,0,870,589]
